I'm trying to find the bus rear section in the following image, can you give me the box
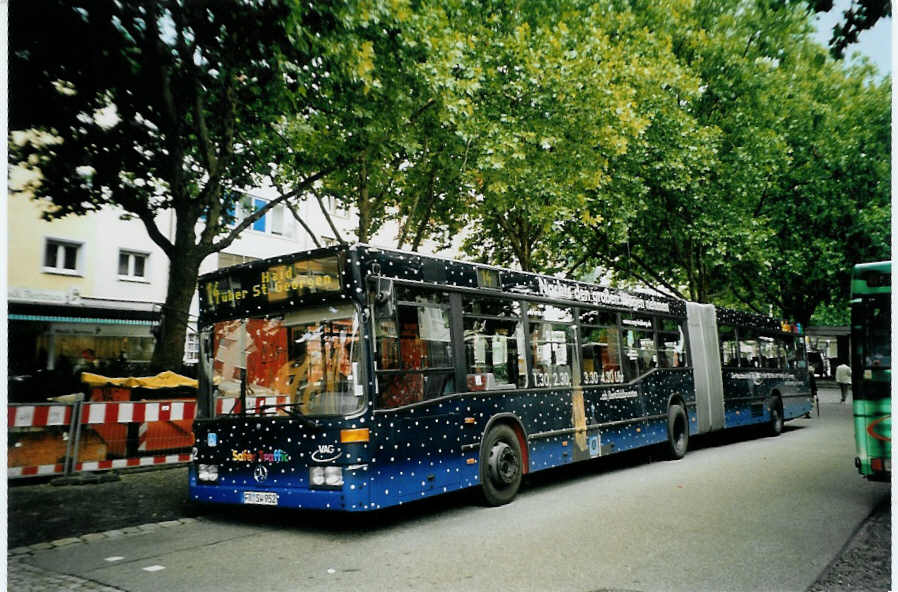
[687,303,812,436]
[851,261,891,481]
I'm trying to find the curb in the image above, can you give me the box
[7,517,202,557]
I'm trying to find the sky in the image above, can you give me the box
[811,1,892,75]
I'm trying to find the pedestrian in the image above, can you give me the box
[835,361,851,403]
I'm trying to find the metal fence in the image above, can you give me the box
[8,397,195,479]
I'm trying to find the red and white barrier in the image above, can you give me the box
[8,404,73,428]
[76,453,193,472]
[79,400,197,425]
[7,463,67,478]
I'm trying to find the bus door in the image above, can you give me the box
[370,283,463,501]
[605,316,654,450]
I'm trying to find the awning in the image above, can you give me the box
[8,301,160,325]
[9,314,154,325]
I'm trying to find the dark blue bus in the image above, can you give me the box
[189,245,813,510]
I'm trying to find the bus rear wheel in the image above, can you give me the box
[768,398,784,436]
[666,403,689,460]
[480,424,523,506]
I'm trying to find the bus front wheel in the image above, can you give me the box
[666,403,689,460]
[479,424,523,506]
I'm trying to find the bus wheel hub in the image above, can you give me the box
[488,442,518,485]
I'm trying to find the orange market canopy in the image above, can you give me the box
[80,370,198,390]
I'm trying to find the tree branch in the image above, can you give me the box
[270,177,322,248]
[286,199,322,248]
[116,190,175,258]
[313,186,347,245]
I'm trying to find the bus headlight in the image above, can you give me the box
[198,464,219,483]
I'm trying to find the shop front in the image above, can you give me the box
[8,299,159,403]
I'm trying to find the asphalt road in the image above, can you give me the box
[14,388,890,592]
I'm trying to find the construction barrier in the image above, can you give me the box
[8,395,290,479]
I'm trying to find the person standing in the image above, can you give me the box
[835,361,852,403]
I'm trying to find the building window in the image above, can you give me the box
[270,204,285,235]
[43,239,82,275]
[118,250,149,281]
[252,198,268,232]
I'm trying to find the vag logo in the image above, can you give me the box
[311,444,342,463]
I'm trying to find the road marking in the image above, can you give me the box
[105,556,124,562]
[142,565,166,572]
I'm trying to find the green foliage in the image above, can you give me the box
[810,302,850,326]
[519,0,889,324]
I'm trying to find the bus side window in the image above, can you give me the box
[579,308,623,384]
[739,328,760,368]
[657,318,688,368]
[719,325,738,367]
[463,296,527,391]
[621,315,655,381]
[778,334,797,368]
[528,303,573,388]
[376,287,455,408]
[759,335,781,369]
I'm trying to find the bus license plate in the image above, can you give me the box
[243,491,278,506]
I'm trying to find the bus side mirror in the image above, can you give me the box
[374,277,395,319]
[375,276,393,304]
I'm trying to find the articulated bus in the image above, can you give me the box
[189,245,812,510]
[850,261,891,480]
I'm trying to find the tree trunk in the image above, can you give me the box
[151,246,203,372]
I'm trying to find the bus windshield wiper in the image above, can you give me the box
[256,402,320,428]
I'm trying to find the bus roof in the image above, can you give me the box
[851,261,891,297]
[198,243,800,333]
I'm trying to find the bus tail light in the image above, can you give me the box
[341,428,370,443]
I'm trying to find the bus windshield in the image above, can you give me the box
[207,304,363,417]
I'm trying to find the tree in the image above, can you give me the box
[503,0,888,324]
[10,1,333,370]
[733,58,890,325]
[419,1,658,272]
[241,1,474,253]
[575,0,889,323]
